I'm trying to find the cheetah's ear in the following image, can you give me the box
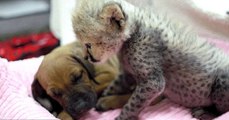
[99,2,126,30]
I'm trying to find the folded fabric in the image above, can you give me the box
[0,57,58,119]
[0,37,229,120]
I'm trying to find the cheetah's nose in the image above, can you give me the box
[87,51,100,63]
[85,43,91,49]
[84,44,100,63]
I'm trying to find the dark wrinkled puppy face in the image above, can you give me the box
[72,1,128,64]
[64,87,97,118]
[48,85,97,119]
[35,56,98,119]
[47,60,97,119]
[47,72,97,118]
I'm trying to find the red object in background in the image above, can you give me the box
[0,32,59,61]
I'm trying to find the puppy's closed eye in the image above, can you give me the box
[49,88,64,98]
[71,70,83,84]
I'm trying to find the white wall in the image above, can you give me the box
[50,0,76,45]
[152,0,229,40]
[50,0,229,46]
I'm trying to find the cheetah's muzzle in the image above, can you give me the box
[85,43,100,63]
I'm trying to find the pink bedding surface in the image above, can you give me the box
[0,37,229,120]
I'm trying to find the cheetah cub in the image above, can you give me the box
[72,0,229,119]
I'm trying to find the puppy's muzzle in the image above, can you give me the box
[64,88,97,118]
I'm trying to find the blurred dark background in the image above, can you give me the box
[0,0,50,39]
[0,0,59,61]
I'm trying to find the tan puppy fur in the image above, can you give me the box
[32,42,127,120]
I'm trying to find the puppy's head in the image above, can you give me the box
[32,55,98,119]
[72,0,128,63]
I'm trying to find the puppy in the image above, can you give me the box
[32,42,125,119]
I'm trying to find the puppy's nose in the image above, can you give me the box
[65,91,97,115]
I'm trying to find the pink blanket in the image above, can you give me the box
[0,37,229,120]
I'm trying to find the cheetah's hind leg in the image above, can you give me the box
[211,69,229,114]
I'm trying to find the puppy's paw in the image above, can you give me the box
[57,111,74,120]
[96,94,130,111]
[95,96,119,111]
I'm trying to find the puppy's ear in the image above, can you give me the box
[99,2,126,30]
[32,78,46,100]
[32,78,62,114]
